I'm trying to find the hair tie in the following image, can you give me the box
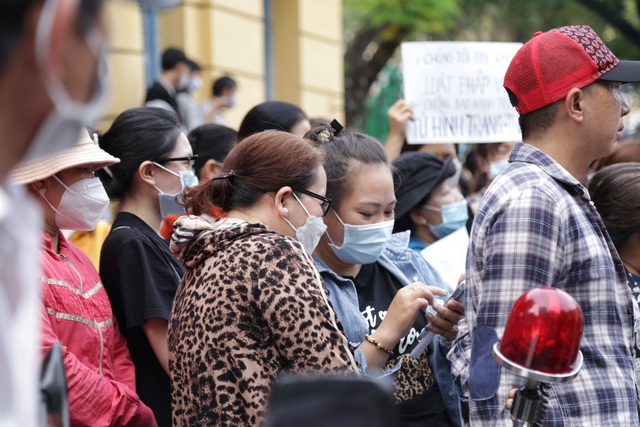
[329,119,344,135]
[212,170,234,181]
[317,119,344,143]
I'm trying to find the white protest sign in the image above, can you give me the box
[401,41,523,144]
[420,226,468,289]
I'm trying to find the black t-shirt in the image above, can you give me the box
[100,212,185,427]
[353,262,453,427]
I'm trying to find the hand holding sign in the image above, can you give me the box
[401,42,523,144]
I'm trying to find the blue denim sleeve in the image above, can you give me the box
[430,338,463,427]
[354,344,402,378]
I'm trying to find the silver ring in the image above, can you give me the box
[412,286,419,291]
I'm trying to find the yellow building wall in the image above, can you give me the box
[275,0,344,123]
[101,0,344,131]
[99,0,146,132]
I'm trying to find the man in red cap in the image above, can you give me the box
[449,25,640,425]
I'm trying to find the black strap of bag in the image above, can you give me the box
[40,342,69,427]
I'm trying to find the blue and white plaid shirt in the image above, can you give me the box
[449,143,640,426]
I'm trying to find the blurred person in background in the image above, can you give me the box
[175,59,203,131]
[145,47,190,123]
[188,124,238,182]
[158,123,238,240]
[0,0,107,424]
[97,107,195,427]
[11,129,156,427]
[169,131,358,426]
[306,124,463,427]
[201,75,237,126]
[238,100,311,139]
[393,152,467,253]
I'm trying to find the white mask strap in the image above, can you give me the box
[325,209,346,246]
[292,192,312,217]
[152,162,181,178]
[422,205,442,212]
[38,188,62,216]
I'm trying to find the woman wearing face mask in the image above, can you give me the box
[306,125,464,427]
[10,129,155,427]
[392,152,469,253]
[158,123,238,240]
[97,107,197,427]
[168,131,358,426]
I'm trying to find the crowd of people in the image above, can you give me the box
[2,1,640,426]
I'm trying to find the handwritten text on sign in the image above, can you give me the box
[401,42,523,144]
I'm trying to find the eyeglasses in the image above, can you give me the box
[294,188,333,217]
[152,155,198,172]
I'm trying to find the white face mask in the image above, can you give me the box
[282,193,327,254]
[226,94,237,108]
[327,211,394,265]
[153,162,199,218]
[40,175,110,231]
[187,76,203,93]
[22,0,109,164]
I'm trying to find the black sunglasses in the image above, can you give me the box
[294,188,333,217]
[152,155,199,172]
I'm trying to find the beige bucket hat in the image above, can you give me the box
[10,128,120,185]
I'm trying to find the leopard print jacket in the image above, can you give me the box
[169,221,356,426]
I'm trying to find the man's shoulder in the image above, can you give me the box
[473,162,574,238]
[146,80,165,94]
[145,81,174,104]
[481,162,562,209]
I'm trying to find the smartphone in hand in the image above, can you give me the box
[410,282,465,358]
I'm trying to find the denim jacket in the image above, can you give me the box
[314,231,463,427]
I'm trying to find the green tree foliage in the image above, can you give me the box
[453,0,640,58]
[345,0,640,129]
[343,0,460,126]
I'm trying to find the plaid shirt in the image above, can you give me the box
[449,143,640,426]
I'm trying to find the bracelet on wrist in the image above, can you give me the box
[364,334,394,356]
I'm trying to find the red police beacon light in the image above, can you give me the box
[493,287,584,426]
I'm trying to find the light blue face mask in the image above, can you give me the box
[489,159,509,180]
[153,163,199,218]
[327,211,394,265]
[423,200,468,239]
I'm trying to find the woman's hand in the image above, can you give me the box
[361,283,446,370]
[374,283,447,347]
[427,298,465,340]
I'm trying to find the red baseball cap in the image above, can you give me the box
[504,25,640,115]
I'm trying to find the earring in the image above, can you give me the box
[283,207,289,214]
[421,218,427,225]
[39,188,46,195]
